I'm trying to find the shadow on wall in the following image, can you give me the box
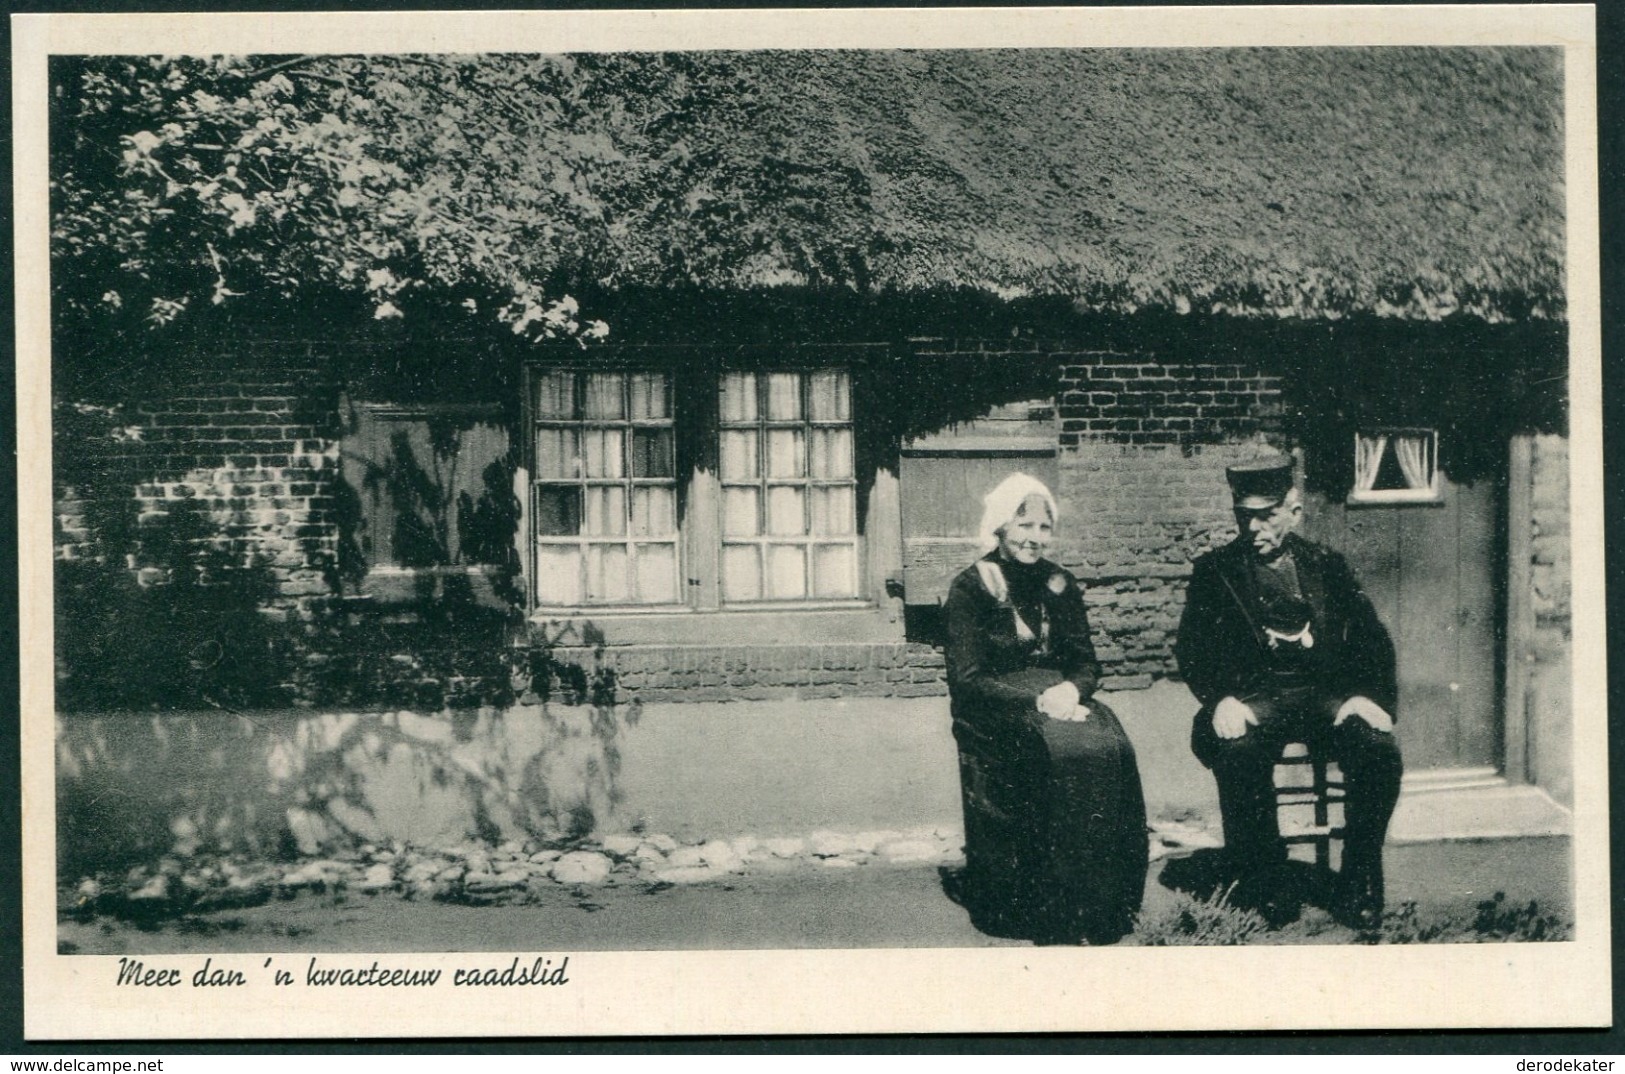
[52,396,336,710]
[56,698,639,882]
[337,403,523,610]
[54,495,292,711]
[55,398,537,711]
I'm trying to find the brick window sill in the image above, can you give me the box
[524,604,902,647]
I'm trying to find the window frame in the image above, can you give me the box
[527,368,684,609]
[1346,426,1445,506]
[717,368,863,605]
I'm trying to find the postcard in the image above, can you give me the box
[16,4,1608,1038]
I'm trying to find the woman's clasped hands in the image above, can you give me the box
[1036,680,1090,722]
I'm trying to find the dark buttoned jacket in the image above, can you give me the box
[1174,533,1398,716]
[944,555,1102,732]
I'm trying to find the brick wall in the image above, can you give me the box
[1057,358,1285,447]
[55,355,955,708]
[301,637,948,709]
[891,346,1288,690]
[55,362,344,619]
[1053,355,1288,687]
[54,321,1562,710]
[1529,434,1570,640]
[549,643,948,704]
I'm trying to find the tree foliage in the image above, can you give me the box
[51,54,635,350]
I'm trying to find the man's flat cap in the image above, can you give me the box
[1226,454,1295,510]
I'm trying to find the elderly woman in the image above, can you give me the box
[944,473,1148,944]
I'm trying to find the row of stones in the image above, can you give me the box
[325,624,1185,707]
[66,823,1221,917]
[907,343,1129,357]
[131,426,333,446]
[67,828,966,916]
[93,451,331,473]
[1059,363,1269,384]
[309,645,953,707]
[1058,430,1264,448]
[529,646,950,699]
[1059,385,1280,405]
[134,396,305,413]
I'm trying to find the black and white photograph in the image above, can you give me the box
[15,5,1608,1038]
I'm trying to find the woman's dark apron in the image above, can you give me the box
[953,682,1149,943]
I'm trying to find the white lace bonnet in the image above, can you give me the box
[976,472,1059,553]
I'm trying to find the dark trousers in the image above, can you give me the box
[1191,686,1403,879]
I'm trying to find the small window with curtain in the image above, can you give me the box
[718,370,860,602]
[1348,427,1443,505]
[531,370,680,605]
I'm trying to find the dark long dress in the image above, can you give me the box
[943,551,1149,943]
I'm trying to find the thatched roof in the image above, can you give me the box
[55,48,1565,333]
[591,48,1564,321]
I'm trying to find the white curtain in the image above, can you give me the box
[633,543,677,603]
[1354,434,1388,493]
[767,544,807,598]
[1393,433,1432,490]
[722,545,761,601]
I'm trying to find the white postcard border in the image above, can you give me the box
[15,4,1609,1039]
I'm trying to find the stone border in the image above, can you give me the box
[63,821,1224,918]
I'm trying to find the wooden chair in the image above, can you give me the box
[1274,742,1346,869]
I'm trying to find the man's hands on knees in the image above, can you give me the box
[1037,680,1090,722]
[1334,695,1394,733]
[1212,696,1258,739]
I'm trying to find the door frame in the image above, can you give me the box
[1502,435,1535,785]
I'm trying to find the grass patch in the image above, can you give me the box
[1136,886,1271,946]
[1137,887,1573,946]
[1371,893,1572,945]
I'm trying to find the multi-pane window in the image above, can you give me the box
[531,371,680,605]
[718,370,859,601]
[526,365,864,610]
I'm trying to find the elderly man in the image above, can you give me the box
[1175,455,1403,929]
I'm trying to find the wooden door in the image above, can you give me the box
[896,400,1058,645]
[898,400,1059,610]
[1302,477,1502,772]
